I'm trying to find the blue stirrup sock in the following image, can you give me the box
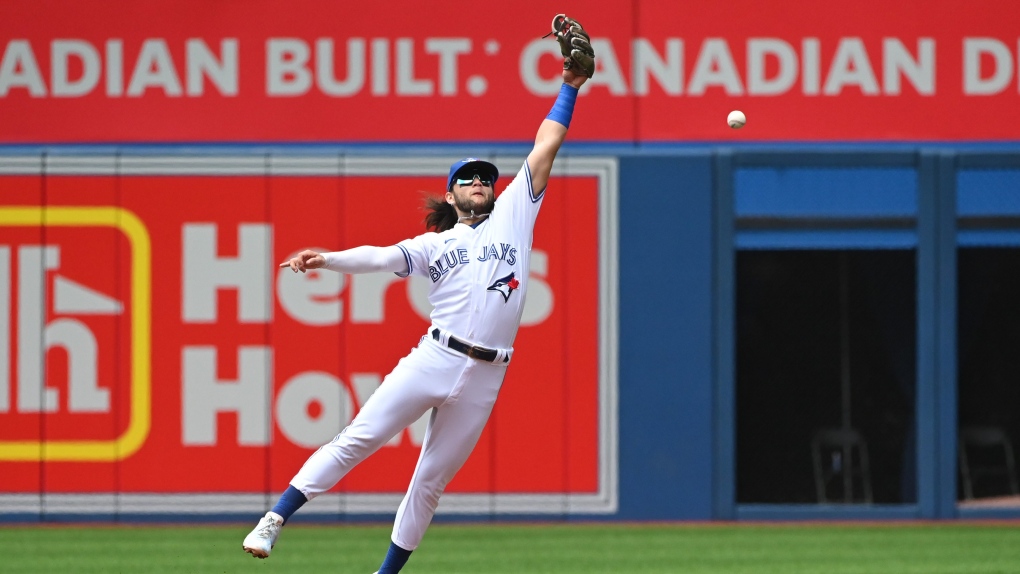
[377,541,413,573]
[545,83,579,128]
[270,485,307,522]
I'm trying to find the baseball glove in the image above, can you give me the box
[551,14,595,78]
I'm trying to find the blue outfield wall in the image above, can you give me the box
[615,146,1020,521]
[3,143,1020,522]
[617,154,716,520]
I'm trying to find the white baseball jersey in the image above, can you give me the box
[395,160,544,350]
[288,160,546,553]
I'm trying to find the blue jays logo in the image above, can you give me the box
[487,271,520,303]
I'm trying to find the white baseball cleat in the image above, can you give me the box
[242,511,284,558]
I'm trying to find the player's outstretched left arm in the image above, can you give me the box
[527,15,594,198]
[280,246,408,275]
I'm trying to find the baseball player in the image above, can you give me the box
[242,15,595,574]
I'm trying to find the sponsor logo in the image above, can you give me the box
[0,206,151,462]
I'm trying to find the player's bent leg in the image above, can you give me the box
[390,360,507,550]
[240,341,459,560]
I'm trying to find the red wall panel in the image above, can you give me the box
[2,0,1018,142]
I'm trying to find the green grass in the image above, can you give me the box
[3,522,1020,573]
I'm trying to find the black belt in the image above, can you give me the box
[432,328,507,363]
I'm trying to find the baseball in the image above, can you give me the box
[727,110,746,129]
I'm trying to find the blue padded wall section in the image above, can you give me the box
[617,154,715,519]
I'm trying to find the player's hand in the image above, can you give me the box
[563,66,587,89]
[280,250,325,273]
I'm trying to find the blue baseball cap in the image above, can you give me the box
[447,158,499,191]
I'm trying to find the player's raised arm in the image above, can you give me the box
[527,15,595,198]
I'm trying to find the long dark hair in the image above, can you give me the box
[423,193,458,232]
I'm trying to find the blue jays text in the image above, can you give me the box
[428,243,519,282]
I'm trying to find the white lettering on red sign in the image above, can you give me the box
[0,38,238,97]
[3,36,1019,99]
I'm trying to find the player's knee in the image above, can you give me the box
[411,474,449,501]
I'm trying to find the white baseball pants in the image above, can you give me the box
[289,336,509,550]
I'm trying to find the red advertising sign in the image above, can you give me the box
[0,154,618,515]
[1,0,1018,142]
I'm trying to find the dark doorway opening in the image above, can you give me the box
[736,250,917,504]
